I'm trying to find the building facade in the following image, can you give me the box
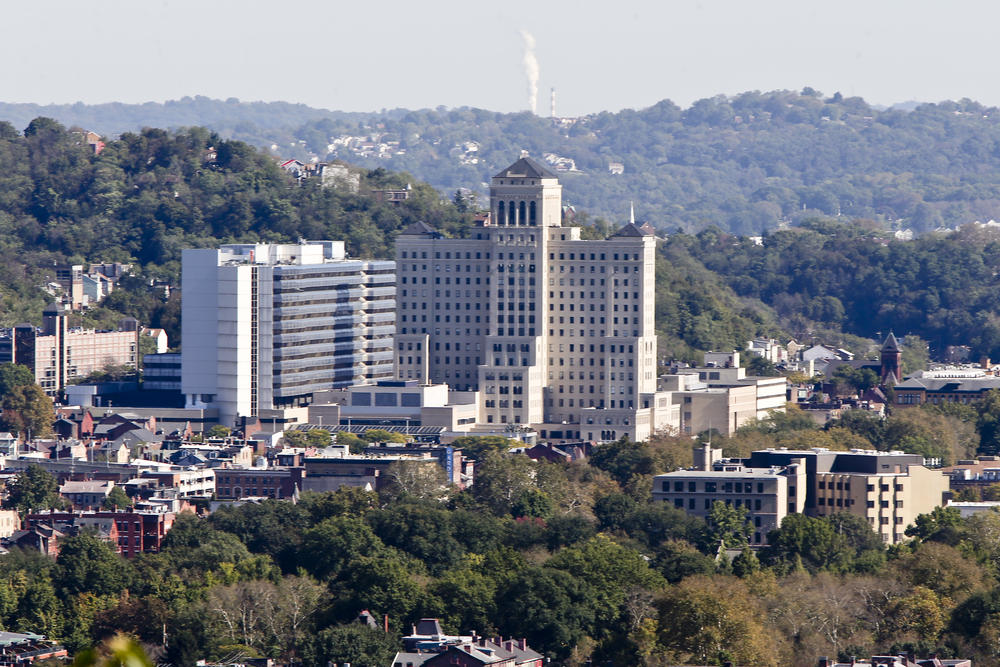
[394,157,670,442]
[652,458,808,546]
[181,241,395,427]
[0,305,138,395]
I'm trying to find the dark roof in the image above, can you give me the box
[43,303,63,315]
[415,618,443,635]
[493,157,558,180]
[399,221,439,236]
[882,331,901,352]
[612,222,655,237]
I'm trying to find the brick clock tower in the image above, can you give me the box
[880,332,903,385]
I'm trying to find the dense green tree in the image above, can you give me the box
[652,539,717,582]
[905,506,964,544]
[547,535,665,635]
[305,429,331,447]
[334,553,423,627]
[588,436,658,486]
[707,500,752,549]
[101,486,132,510]
[762,514,853,572]
[0,363,34,399]
[471,452,537,516]
[495,567,597,661]
[366,504,464,574]
[300,624,398,667]
[208,499,308,572]
[0,384,53,438]
[448,435,515,462]
[54,532,131,598]
[4,464,61,512]
[299,516,385,581]
[334,431,366,453]
[160,512,257,573]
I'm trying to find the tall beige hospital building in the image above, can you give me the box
[395,157,674,442]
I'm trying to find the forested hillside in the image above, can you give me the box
[0,119,469,343]
[8,119,1000,361]
[7,90,1000,234]
[674,221,1000,360]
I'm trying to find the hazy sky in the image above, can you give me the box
[4,0,1000,116]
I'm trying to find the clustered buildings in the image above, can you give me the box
[0,156,976,558]
[653,444,949,545]
[163,158,785,444]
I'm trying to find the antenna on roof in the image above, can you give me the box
[629,201,635,225]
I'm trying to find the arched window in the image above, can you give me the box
[508,201,516,225]
[497,201,505,225]
[519,201,527,226]
[529,201,537,225]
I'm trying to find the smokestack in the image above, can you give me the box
[384,614,389,633]
[550,88,556,118]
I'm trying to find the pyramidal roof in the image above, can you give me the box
[493,157,558,180]
[882,331,901,352]
[398,221,439,236]
[612,222,655,238]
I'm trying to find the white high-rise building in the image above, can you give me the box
[394,157,674,442]
[181,241,394,427]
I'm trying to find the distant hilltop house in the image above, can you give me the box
[70,128,104,155]
[51,262,132,310]
[277,159,360,192]
[542,152,579,172]
[371,183,412,203]
[607,161,625,175]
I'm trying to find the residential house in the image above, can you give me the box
[59,480,114,509]
[391,619,543,667]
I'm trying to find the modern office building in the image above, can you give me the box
[181,241,395,427]
[0,304,138,396]
[394,157,672,442]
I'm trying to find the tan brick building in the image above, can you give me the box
[394,157,673,442]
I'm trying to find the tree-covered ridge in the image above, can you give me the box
[0,119,470,330]
[670,220,1000,359]
[10,117,1000,363]
[8,91,1000,233]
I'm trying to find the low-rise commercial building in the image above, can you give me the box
[654,446,949,545]
[652,455,807,546]
[0,305,138,395]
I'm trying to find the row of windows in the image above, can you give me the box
[666,480,771,494]
[550,329,642,338]
[484,399,524,408]
[549,252,639,261]
[426,357,481,366]
[547,398,634,409]
[400,251,495,259]
[819,480,908,493]
[551,291,640,300]
[400,315,487,325]
[669,497,767,513]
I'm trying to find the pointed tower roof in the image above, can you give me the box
[493,157,558,180]
[882,332,901,352]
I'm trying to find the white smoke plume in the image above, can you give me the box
[520,30,539,114]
